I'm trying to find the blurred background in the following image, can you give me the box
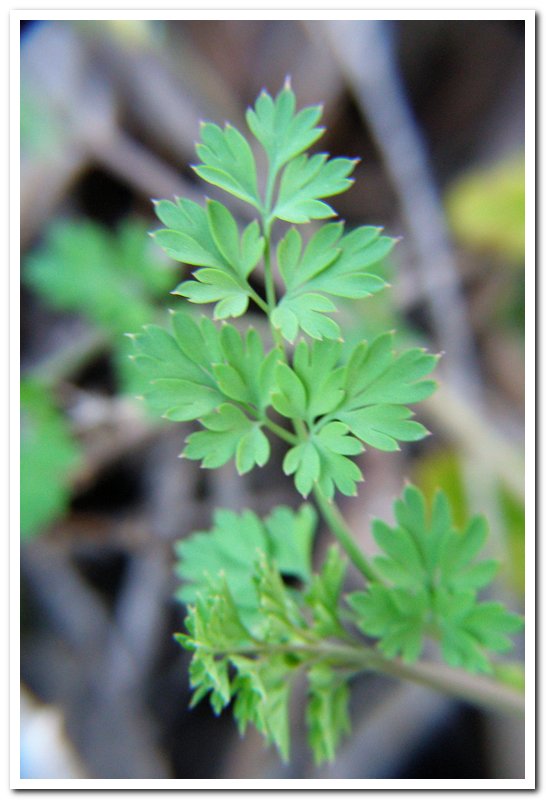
[20,18,526,780]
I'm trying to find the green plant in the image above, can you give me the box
[20,379,81,539]
[132,84,524,765]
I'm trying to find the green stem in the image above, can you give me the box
[260,164,285,351]
[313,485,382,583]
[257,167,379,585]
[192,639,524,718]
[262,417,298,446]
[262,233,277,312]
[248,287,269,315]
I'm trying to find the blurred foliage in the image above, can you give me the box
[25,219,176,336]
[24,219,178,393]
[445,153,525,266]
[20,379,81,539]
[413,449,524,595]
[21,220,179,538]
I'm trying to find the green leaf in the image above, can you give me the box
[193,122,261,209]
[348,486,524,671]
[271,336,435,484]
[283,440,321,498]
[24,219,175,336]
[264,504,317,584]
[283,422,363,499]
[272,293,340,342]
[214,325,281,413]
[335,334,437,450]
[20,380,81,539]
[348,586,427,662]
[307,664,351,764]
[272,224,391,342]
[272,153,357,223]
[272,335,434,497]
[154,198,264,320]
[305,546,348,638]
[291,339,346,420]
[175,505,316,628]
[176,578,252,712]
[271,362,308,419]
[436,591,523,674]
[132,314,286,475]
[184,403,270,473]
[272,339,344,424]
[131,312,225,421]
[246,82,324,172]
[231,654,293,761]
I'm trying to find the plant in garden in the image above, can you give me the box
[132,83,524,764]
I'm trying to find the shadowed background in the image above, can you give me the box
[20,18,525,780]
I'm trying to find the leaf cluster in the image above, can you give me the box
[152,83,393,342]
[176,507,352,764]
[347,485,523,672]
[132,309,436,496]
[175,487,522,764]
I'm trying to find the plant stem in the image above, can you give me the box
[313,485,381,583]
[262,233,277,312]
[257,205,378,583]
[370,652,525,719]
[192,638,524,718]
[258,168,379,585]
[262,417,298,445]
[248,287,270,315]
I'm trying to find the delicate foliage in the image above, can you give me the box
[176,549,354,764]
[20,380,81,538]
[347,486,523,672]
[272,223,392,341]
[154,198,264,319]
[193,122,261,209]
[246,82,324,172]
[174,505,316,628]
[271,335,436,497]
[272,153,357,224]
[131,313,225,421]
[282,422,363,499]
[133,83,524,767]
[184,403,270,473]
[132,311,285,473]
[306,664,351,764]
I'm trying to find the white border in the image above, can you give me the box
[11,9,535,792]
